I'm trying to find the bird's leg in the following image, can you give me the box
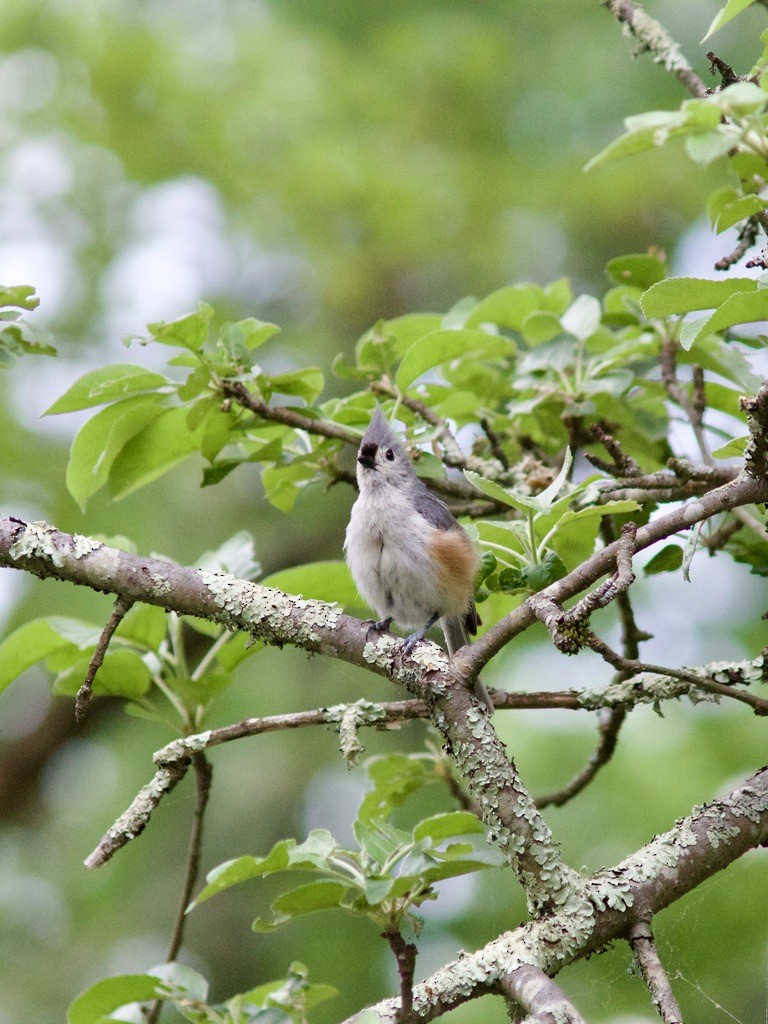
[362,616,393,641]
[401,613,439,656]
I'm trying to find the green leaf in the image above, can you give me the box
[497,554,566,594]
[261,560,357,607]
[66,395,167,510]
[709,81,768,116]
[253,881,349,932]
[707,185,740,227]
[238,963,338,1016]
[358,754,437,825]
[67,974,165,1024]
[260,461,317,512]
[684,131,733,165]
[362,875,396,905]
[0,284,39,311]
[532,447,573,511]
[150,963,209,1002]
[218,318,280,365]
[354,817,410,867]
[464,469,541,514]
[267,368,324,404]
[0,617,98,693]
[116,604,168,651]
[520,310,563,344]
[396,329,513,390]
[191,831,338,908]
[703,0,757,41]
[641,277,758,318]
[644,544,684,576]
[44,364,169,415]
[108,405,205,500]
[581,121,679,174]
[412,811,484,845]
[54,649,152,700]
[712,435,749,458]
[441,295,477,329]
[561,294,601,340]
[465,284,548,331]
[679,288,768,350]
[147,303,213,351]
[713,195,768,233]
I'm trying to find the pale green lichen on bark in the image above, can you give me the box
[84,765,177,867]
[200,570,341,642]
[154,731,213,766]
[72,533,103,558]
[9,520,66,567]
[324,699,388,766]
[578,655,766,712]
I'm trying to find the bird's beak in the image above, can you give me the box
[357,453,376,470]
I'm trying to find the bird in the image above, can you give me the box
[344,406,493,713]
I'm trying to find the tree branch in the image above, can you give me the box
[353,766,768,1022]
[384,929,418,1024]
[219,379,359,444]
[0,523,574,907]
[2,516,765,883]
[82,650,765,867]
[498,965,586,1024]
[146,752,213,1024]
[627,918,684,1024]
[460,469,768,677]
[75,595,133,721]
[602,0,708,98]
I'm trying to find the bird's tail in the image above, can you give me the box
[441,616,494,714]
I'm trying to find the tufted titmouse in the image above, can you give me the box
[345,406,493,713]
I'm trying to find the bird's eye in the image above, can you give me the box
[385,448,395,461]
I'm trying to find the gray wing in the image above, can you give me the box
[410,482,460,532]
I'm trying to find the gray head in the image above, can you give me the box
[356,406,416,490]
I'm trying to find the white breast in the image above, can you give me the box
[345,486,443,631]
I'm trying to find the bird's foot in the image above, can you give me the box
[400,613,440,658]
[363,616,393,642]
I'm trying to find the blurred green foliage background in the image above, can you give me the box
[0,1,766,1021]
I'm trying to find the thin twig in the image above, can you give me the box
[602,0,708,98]
[537,520,652,810]
[660,338,713,464]
[480,416,511,469]
[529,524,637,653]
[706,50,740,88]
[586,633,768,714]
[75,596,133,721]
[714,217,760,271]
[536,707,626,809]
[220,379,359,444]
[145,753,213,1024]
[627,918,684,1024]
[586,422,642,477]
[384,929,418,1024]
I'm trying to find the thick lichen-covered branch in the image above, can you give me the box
[355,766,768,1023]
[84,651,766,867]
[0,518,570,908]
